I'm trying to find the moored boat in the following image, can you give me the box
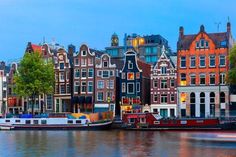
[122,113,236,130]
[0,112,113,130]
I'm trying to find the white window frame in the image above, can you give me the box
[97,92,104,101]
[209,74,215,85]
[122,83,126,93]
[200,74,206,85]
[128,62,133,69]
[127,83,135,94]
[190,56,196,68]
[219,55,226,67]
[199,56,205,67]
[81,50,87,56]
[209,55,216,67]
[97,80,104,89]
[87,81,93,93]
[136,82,140,92]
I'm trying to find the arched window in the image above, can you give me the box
[190,93,195,117]
[220,92,225,103]
[210,92,215,117]
[200,92,205,117]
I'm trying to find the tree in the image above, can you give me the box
[14,52,54,115]
[228,45,236,85]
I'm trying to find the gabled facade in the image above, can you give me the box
[94,54,117,113]
[120,50,151,115]
[177,23,233,118]
[54,48,71,112]
[73,44,96,113]
[7,63,23,114]
[0,68,7,115]
[150,46,177,117]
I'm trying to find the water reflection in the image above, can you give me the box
[0,131,236,157]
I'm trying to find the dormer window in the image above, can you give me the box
[103,61,108,67]
[128,61,133,69]
[81,50,87,56]
[200,39,205,48]
[161,66,167,74]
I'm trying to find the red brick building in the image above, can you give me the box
[177,23,234,118]
[150,46,177,117]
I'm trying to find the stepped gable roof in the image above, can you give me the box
[137,59,151,78]
[178,32,228,50]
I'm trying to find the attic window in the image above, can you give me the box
[81,50,87,56]
[196,42,199,48]
[128,62,133,69]
[221,41,227,47]
[200,39,205,48]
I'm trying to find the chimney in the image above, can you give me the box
[200,25,205,32]
[227,22,231,33]
[179,26,184,39]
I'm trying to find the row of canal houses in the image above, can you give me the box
[1,22,235,118]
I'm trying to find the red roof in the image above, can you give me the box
[137,59,151,78]
[31,44,42,54]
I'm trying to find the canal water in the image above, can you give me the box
[0,130,236,157]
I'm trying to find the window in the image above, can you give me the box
[60,85,65,94]
[170,94,175,102]
[97,92,103,101]
[196,42,199,48]
[209,56,215,67]
[103,61,108,67]
[68,120,73,124]
[190,56,196,67]
[46,94,53,110]
[75,58,79,65]
[103,71,109,78]
[210,74,215,85]
[41,120,47,124]
[59,63,64,69]
[136,82,140,92]
[154,94,158,102]
[26,120,31,124]
[180,56,186,68]
[180,73,186,86]
[107,80,114,89]
[81,82,86,93]
[82,50,86,56]
[127,72,134,80]
[88,81,93,92]
[205,41,209,48]
[219,56,226,66]
[81,58,86,66]
[161,94,168,103]
[127,83,134,94]
[110,70,114,76]
[161,80,167,89]
[153,80,158,88]
[74,81,80,93]
[170,79,175,87]
[88,58,93,65]
[220,73,225,85]
[66,84,70,93]
[161,66,167,74]
[122,73,126,79]
[74,69,80,78]
[200,39,205,48]
[76,120,81,124]
[128,62,133,69]
[200,56,205,67]
[97,70,102,76]
[107,92,112,101]
[88,68,93,77]
[136,72,140,79]
[122,83,126,93]
[200,74,205,85]
[220,92,225,103]
[81,69,86,78]
[97,81,104,89]
[60,72,64,81]
[190,74,196,85]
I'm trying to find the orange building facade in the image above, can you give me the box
[177,23,234,118]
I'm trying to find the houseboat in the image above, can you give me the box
[0,113,113,130]
[122,113,236,130]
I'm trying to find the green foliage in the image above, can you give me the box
[228,45,236,85]
[14,52,54,113]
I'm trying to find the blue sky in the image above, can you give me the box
[0,0,235,63]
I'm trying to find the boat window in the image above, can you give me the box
[172,120,177,124]
[129,118,135,123]
[162,120,169,124]
[25,120,31,124]
[180,121,187,124]
[154,121,160,124]
[140,118,146,123]
[41,120,47,124]
[33,120,39,124]
[76,120,81,124]
[5,120,10,123]
[196,120,204,123]
[15,120,21,123]
[68,120,73,124]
